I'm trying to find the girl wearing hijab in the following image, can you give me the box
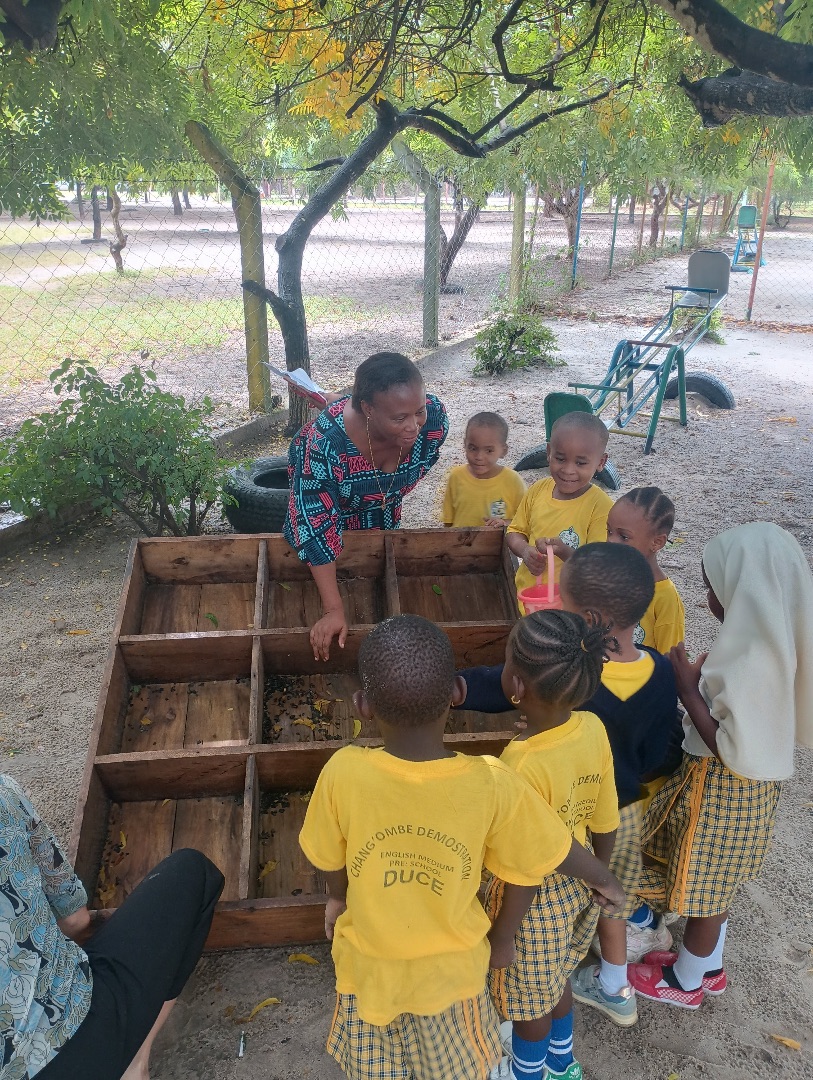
[625,522,813,1008]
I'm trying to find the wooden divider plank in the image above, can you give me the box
[239,756,259,901]
[442,623,515,668]
[121,682,189,753]
[138,536,260,584]
[384,536,401,618]
[257,793,325,900]
[118,543,146,638]
[387,528,503,576]
[249,637,264,745]
[184,678,251,746]
[118,633,253,683]
[196,583,255,632]
[140,584,201,635]
[94,748,248,802]
[173,796,243,901]
[204,895,327,951]
[94,799,176,909]
[95,649,132,758]
[254,541,268,631]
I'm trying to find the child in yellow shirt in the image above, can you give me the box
[606,486,686,653]
[487,609,620,1080]
[299,614,625,1080]
[508,413,612,595]
[443,412,526,527]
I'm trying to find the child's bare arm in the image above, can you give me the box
[556,838,625,913]
[324,868,349,941]
[589,830,616,869]
[488,883,537,968]
[669,643,720,757]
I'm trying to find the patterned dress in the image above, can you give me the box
[0,775,92,1078]
[284,394,449,565]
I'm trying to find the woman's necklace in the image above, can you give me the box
[366,416,404,509]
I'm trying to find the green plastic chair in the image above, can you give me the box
[543,391,594,440]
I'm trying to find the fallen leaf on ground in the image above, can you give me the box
[352,717,362,739]
[140,717,152,727]
[288,952,319,965]
[98,883,117,907]
[313,699,332,712]
[770,1035,801,1051]
[766,417,797,423]
[66,629,91,636]
[258,860,278,881]
[300,792,312,803]
[246,997,281,1021]
[119,831,127,850]
[19,643,27,650]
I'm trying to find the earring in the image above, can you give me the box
[510,694,521,705]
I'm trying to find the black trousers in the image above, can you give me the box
[39,848,224,1080]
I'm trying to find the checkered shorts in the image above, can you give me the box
[604,800,645,920]
[485,873,598,1019]
[638,753,781,918]
[326,988,502,1080]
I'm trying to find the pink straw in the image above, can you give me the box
[546,544,555,603]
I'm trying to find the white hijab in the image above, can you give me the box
[683,521,813,780]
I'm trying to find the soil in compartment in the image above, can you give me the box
[256,790,325,900]
[120,678,251,752]
[262,673,368,743]
[92,794,243,909]
[139,581,255,634]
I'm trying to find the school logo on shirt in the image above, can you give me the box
[559,527,580,550]
[633,623,645,647]
[489,499,508,519]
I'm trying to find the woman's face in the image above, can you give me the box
[702,562,725,623]
[364,381,427,448]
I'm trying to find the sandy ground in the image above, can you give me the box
[1,313,812,1078]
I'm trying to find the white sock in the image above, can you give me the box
[673,945,708,991]
[707,919,728,971]
[598,959,628,996]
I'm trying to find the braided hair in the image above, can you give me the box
[616,486,675,537]
[508,609,613,709]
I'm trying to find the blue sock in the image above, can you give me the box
[545,1011,574,1073]
[629,902,655,928]
[510,1030,550,1080]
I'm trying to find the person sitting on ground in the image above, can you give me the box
[507,413,612,606]
[443,411,526,528]
[298,614,624,1080]
[606,486,685,654]
[487,609,620,1080]
[0,774,224,1080]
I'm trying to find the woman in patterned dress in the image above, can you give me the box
[284,352,448,661]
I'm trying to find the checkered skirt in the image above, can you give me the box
[638,753,781,918]
[486,873,598,1019]
[605,800,645,920]
[327,988,502,1080]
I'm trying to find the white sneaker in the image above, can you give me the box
[498,1019,513,1056]
[589,916,673,963]
[490,1054,511,1079]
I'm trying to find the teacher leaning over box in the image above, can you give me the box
[284,352,448,661]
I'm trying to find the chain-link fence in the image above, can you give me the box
[1,182,810,438]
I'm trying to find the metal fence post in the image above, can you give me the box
[423,179,441,347]
[608,197,620,276]
[570,158,587,290]
[679,196,689,250]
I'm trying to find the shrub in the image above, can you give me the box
[670,306,725,345]
[0,359,234,535]
[472,312,561,376]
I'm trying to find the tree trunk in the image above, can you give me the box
[75,179,84,221]
[182,187,192,209]
[90,185,102,241]
[439,203,480,285]
[628,196,635,224]
[649,186,668,247]
[679,70,813,125]
[170,188,183,216]
[109,191,127,273]
[509,184,526,303]
[636,194,647,254]
[106,188,114,211]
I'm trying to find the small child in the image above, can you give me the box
[507,413,612,598]
[606,486,686,653]
[487,609,620,1080]
[443,411,526,527]
[627,522,813,1008]
[299,614,624,1080]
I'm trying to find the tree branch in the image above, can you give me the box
[679,69,813,124]
[653,0,813,86]
[480,81,631,152]
[242,278,294,324]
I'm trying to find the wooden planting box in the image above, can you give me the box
[70,530,520,949]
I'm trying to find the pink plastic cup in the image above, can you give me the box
[517,544,563,613]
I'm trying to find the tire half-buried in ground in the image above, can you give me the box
[664,372,736,409]
[223,455,290,533]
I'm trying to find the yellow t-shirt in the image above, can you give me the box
[500,711,620,846]
[442,465,527,527]
[634,578,686,654]
[508,477,612,593]
[601,652,655,701]
[299,745,572,1025]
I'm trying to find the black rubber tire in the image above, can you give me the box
[514,445,549,471]
[595,459,622,491]
[664,372,736,409]
[222,455,290,533]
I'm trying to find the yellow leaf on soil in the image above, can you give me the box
[313,699,332,712]
[258,860,278,881]
[292,718,316,729]
[247,997,281,1021]
[119,831,127,849]
[140,717,152,727]
[66,629,91,635]
[287,952,320,965]
[162,799,171,807]
[300,792,312,803]
[770,1035,801,1050]
[98,883,117,907]
[352,717,362,739]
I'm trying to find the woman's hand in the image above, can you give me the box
[310,608,348,662]
[668,642,708,703]
[58,906,91,942]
